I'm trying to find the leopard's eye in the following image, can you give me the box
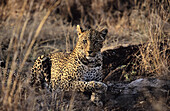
[83,40,87,44]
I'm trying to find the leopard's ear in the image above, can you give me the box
[77,25,82,36]
[100,28,108,40]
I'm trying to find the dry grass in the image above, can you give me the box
[128,1,170,78]
[0,0,169,110]
[1,0,62,110]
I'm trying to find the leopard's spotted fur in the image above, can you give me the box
[30,25,108,105]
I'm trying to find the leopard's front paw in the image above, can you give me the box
[91,92,103,107]
[94,82,107,93]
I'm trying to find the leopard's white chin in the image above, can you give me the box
[86,56,93,60]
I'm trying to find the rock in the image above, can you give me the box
[105,78,170,111]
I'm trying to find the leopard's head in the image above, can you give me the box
[75,25,108,61]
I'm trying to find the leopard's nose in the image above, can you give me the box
[88,51,93,54]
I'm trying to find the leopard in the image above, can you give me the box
[30,25,108,106]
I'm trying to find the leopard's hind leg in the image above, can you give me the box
[30,55,51,92]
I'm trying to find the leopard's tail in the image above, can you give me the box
[30,55,51,92]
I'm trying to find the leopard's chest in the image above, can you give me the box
[75,55,103,81]
[81,65,102,81]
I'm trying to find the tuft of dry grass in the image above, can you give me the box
[129,0,170,77]
[1,0,61,110]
